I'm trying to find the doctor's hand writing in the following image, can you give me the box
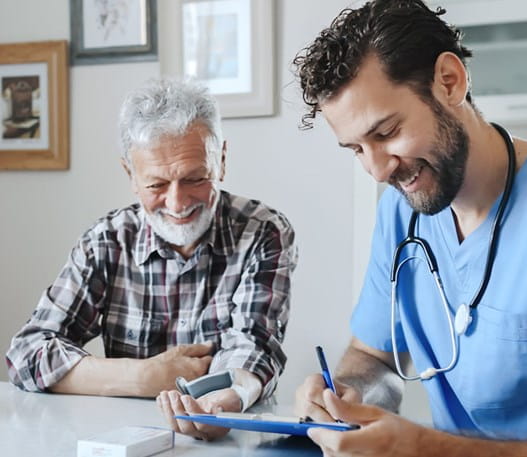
[307,389,422,457]
[294,373,362,423]
[157,387,242,441]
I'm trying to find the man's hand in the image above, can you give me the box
[294,373,362,422]
[307,389,421,457]
[140,343,213,397]
[156,388,242,441]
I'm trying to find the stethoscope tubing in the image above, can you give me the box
[389,123,516,381]
[391,257,458,381]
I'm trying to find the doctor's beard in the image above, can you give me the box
[389,100,469,215]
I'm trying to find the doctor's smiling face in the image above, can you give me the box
[321,54,469,215]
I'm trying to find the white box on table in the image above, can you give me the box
[77,426,173,457]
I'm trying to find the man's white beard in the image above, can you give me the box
[144,194,219,247]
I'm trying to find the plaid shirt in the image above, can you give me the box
[6,191,297,398]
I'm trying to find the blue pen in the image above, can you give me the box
[316,346,336,393]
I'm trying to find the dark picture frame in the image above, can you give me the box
[0,41,69,170]
[70,0,158,65]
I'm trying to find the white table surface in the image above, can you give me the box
[0,381,322,456]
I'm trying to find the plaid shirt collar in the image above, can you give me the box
[133,191,235,266]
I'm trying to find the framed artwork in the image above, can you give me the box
[70,0,158,65]
[160,0,275,118]
[0,41,69,170]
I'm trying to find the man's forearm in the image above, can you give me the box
[417,425,527,457]
[49,356,149,397]
[335,340,404,412]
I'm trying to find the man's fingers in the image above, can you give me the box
[197,388,240,413]
[182,355,213,382]
[177,341,214,357]
[294,374,334,422]
[196,355,213,368]
[335,381,362,404]
[300,402,336,423]
[308,427,350,456]
[181,395,229,440]
[156,391,181,433]
[324,389,383,425]
[309,395,403,455]
[294,374,326,413]
[169,392,201,437]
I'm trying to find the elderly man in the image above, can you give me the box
[6,79,297,439]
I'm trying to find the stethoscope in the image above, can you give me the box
[390,123,517,381]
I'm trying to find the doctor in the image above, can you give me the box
[293,0,527,455]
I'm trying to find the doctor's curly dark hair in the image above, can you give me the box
[293,0,473,128]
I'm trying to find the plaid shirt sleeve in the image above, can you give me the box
[209,213,297,399]
[5,236,106,392]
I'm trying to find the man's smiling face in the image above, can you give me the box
[321,55,469,215]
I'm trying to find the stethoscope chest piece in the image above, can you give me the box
[454,303,472,335]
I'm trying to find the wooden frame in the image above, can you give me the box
[0,41,69,170]
[160,0,275,118]
[70,0,158,65]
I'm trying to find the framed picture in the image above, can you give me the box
[70,0,158,65]
[160,0,275,118]
[0,41,69,170]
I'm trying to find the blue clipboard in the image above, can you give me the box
[174,412,358,436]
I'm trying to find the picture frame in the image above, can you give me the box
[70,0,158,65]
[0,41,69,170]
[160,0,275,118]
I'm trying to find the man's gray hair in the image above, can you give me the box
[119,78,223,177]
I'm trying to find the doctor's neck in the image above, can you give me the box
[450,118,522,241]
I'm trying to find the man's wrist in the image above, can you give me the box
[231,384,251,412]
[228,368,263,411]
[130,357,155,397]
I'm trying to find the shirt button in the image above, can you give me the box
[179,319,187,326]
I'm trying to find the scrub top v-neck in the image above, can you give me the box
[351,161,527,439]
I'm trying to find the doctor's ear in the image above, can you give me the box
[431,52,469,108]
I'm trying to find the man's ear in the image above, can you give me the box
[121,158,132,178]
[121,158,138,194]
[219,141,227,182]
[431,51,469,108]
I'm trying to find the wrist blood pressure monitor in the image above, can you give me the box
[176,370,251,411]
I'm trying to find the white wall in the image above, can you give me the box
[5,0,526,425]
[0,0,375,405]
[0,0,385,413]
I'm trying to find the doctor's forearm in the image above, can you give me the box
[416,426,527,457]
[335,339,404,412]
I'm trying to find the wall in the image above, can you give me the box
[7,0,526,425]
[0,0,379,408]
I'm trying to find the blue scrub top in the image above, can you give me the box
[351,161,527,439]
